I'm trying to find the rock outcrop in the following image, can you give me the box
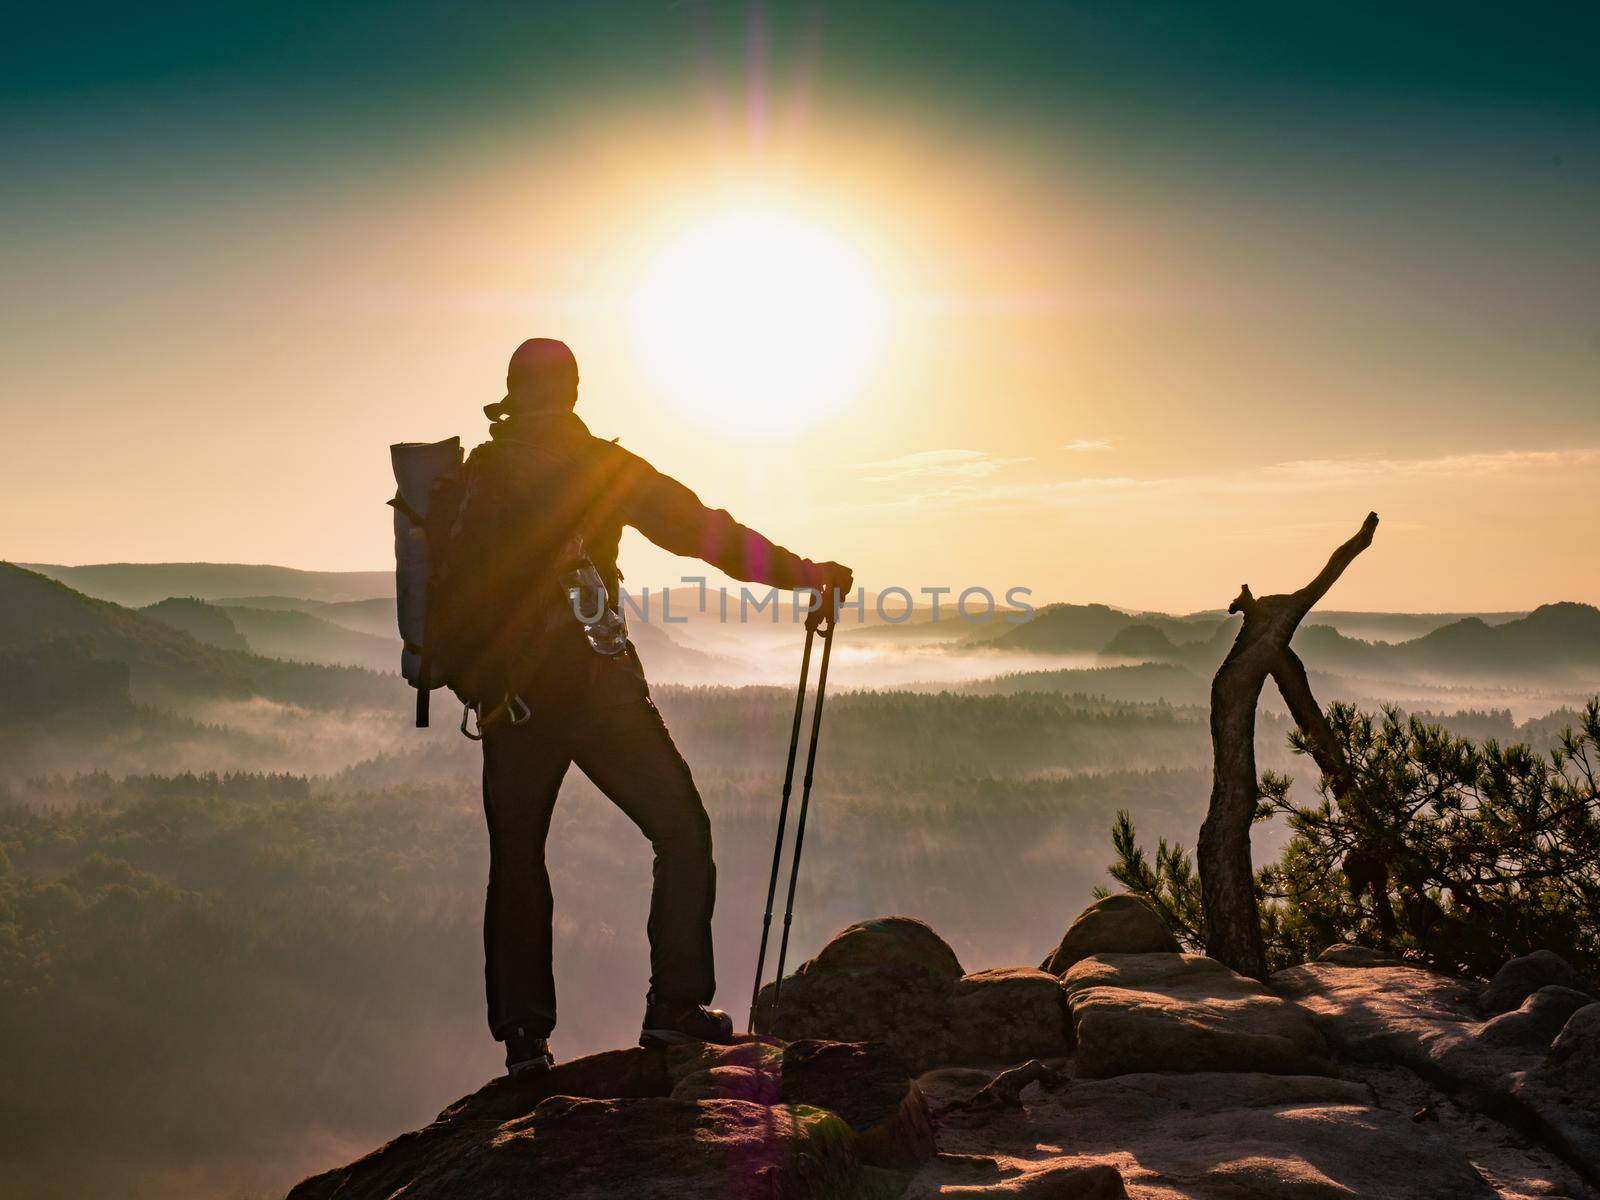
[1063,952,1334,1078]
[1530,1001,1600,1105]
[1477,985,1595,1048]
[1478,949,1596,1016]
[754,917,1072,1073]
[1274,953,1600,1186]
[288,1038,933,1200]
[1039,892,1180,975]
[292,905,1595,1199]
[1314,942,1404,967]
[918,1068,1501,1199]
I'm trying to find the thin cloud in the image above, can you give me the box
[856,448,1033,484]
[844,446,1600,513]
[1255,448,1600,489]
[1062,438,1112,452]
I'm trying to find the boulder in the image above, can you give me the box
[1315,943,1404,967]
[1062,952,1333,1078]
[813,916,965,980]
[779,1039,935,1168]
[947,969,1074,1062]
[1539,1001,1600,1097]
[1477,985,1595,1049]
[1479,949,1595,1015]
[756,920,1071,1073]
[754,957,954,1071]
[1039,893,1178,976]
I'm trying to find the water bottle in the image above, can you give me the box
[558,540,628,656]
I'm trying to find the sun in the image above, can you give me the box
[632,211,885,438]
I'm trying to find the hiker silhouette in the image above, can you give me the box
[463,338,852,1076]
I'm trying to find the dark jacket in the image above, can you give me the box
[472,409,823,596]
[463,410,822,699]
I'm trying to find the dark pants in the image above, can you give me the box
[479,675,715,1040]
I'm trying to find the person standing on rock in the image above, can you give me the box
[460,338,853,1078]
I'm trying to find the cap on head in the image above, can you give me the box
[486,338,579,420]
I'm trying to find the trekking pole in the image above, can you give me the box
[772,617,836,1003]
[748,625,816,1031]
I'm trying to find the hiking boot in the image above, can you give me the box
[639,994,736,1048]
[503,1026,554,1079]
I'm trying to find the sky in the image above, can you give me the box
[3,1,1598,612]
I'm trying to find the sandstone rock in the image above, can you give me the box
[928,1161,1128,1198]
[459,1097,867,1200]
[912,1068,1497,1200]
[438,1045,676,1126]
[1271,960,1478,1067]
[754,957,953,1070]
[1479,949,1595,1015]
[664,1038,783,1078]
[947,969,1074,1062]
[1275,960,1600,1186]
[288,1038,931,1199]
[1039,893,1178,976]
[813,915,964,980]
[1062,953,1333,1078]
[670,1064,778,1103]
[756,920,1070,1072]
[779,1039,935,1168]
[1476,985,1595,1049]
[1522,1001,1600,1111]
[1315,942,1404,967]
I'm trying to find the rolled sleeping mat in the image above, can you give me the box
[390,437,462,687]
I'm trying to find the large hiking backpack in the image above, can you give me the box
[389,437,466,726]
[389,434,620,732]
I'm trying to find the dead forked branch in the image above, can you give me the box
[948,1060,1064,1113]
[1198,512,1378,979]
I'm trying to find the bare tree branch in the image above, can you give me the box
[1198,512,1379,979]
[1289,511,1379,622]
[1269,647,1355,797]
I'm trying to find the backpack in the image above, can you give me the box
[389,434,618,734]
[389,437,465,727]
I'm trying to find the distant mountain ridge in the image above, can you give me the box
[22,562,393,608]
[1395,602,1600,674]
[1066,601,1600,683]
[137,596,398,672]
[16,561,1594,688]
[0,563,401,709]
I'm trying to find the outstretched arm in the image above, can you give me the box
[615,449,828,590]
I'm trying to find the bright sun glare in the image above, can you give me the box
[632,211,885,438]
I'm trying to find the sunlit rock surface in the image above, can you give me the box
[291,908,1595,1199]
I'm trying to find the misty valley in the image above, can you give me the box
[3,560,1599,1197]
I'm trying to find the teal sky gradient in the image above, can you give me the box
[4,3,1598,608]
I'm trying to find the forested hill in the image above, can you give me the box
[0,563,402,710]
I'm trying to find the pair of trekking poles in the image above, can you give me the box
[747,614,837,1032]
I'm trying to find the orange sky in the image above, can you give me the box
[5,12,1599,612]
